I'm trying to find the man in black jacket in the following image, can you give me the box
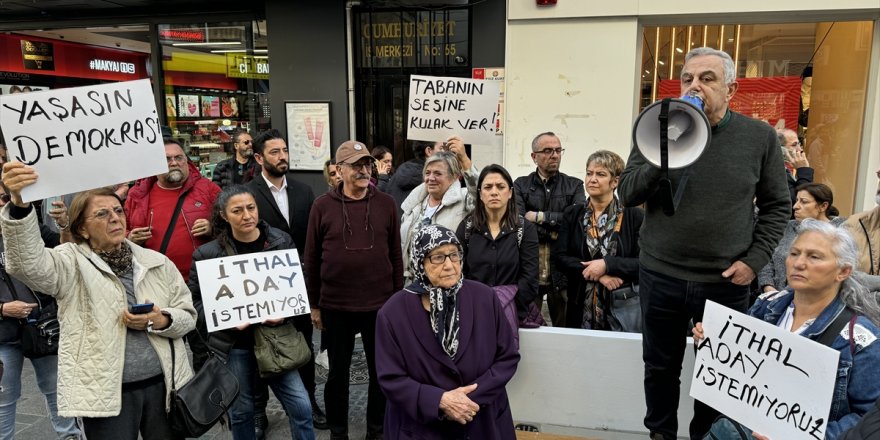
[514,132,586,327]
[245,129,324,434]
[212,129,260,189]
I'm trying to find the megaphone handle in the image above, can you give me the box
[659,99,671,180]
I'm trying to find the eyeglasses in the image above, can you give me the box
[537,148,565,156]
[426,251,463,265]
[166,155,187,164]
[343,161,373,171]
[238,139,252,145]
[89,206,125,221]
[789,141,801,147]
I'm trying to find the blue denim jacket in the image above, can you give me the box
[750,289,880,440]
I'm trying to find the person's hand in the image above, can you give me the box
[762,285,777,293]
[439,383,480,424]
[692,322,705,345]
[48,200,69,230]
[752,431,770,440]
[311,308,323,331]
[1,162,38,207]
[444,136,471,170]
[235,322,251,330]
[791,150,809,169]
[262,318,284,326]
[722,261,755,285]
[191,218,211,237]
[598,275,624,290]
[2,301,38,319]
[377,161,392,175]
[128,226,152,245]
[581,259,608,281]
[121,300,170,331]
[524,211,538,223]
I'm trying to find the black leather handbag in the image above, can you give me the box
[167,336,239,437]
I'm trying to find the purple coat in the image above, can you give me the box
[375,280,520,440]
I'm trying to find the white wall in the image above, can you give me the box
[503,1,880,204]
[508,327,696,439]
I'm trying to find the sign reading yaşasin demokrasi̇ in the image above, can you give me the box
[196,249,311,332]
[407,74,501,146]
[0,79,167,202]
[690,300,839,440]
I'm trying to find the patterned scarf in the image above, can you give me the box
[404,224,463,358]
[583,197,623,258]
[95,243,134,277]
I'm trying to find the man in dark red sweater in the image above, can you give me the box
[304,140,403,440]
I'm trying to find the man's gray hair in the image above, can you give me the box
[684,47,736,85]
[424,150,462,179]
[776,128,796,147]
[531,132,560,152]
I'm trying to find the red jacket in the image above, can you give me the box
[125,161,220,276]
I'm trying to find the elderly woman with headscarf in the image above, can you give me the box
[375,224,520,440]
[0,162,195,440]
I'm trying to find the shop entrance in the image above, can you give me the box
[353,7,471,165]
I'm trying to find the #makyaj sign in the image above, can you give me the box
[196,249,311,332]
[407,74,501,146]
[0,79,167,202]
[690,300,839,440]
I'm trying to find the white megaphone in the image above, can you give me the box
[631,93,711,216]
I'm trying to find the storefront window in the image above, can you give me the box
[640,21,874,214]
[159,21,269,174]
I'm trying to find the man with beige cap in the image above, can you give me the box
[304,140,403,440]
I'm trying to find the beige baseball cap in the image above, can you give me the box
[335,140,372,164]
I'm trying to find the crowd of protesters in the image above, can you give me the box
[1,46,880,440]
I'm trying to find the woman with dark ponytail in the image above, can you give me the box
[758,182,846,292]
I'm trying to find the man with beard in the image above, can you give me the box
[246,128,323,435]
[305,140,403,440]
[514,132,585,327]
[843,167,880,275]
[212,129,261,189]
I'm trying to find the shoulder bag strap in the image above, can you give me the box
[159,193,188,254]
[815,307,855,348]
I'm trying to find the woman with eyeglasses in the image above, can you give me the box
[188,185,314,440]
[554,150,644,331]
[759,182,845,293]
[400,136,478,282]
[456,164,540,337]
[376,224,520,439]
[0,162,196,440]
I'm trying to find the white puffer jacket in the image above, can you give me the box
[400,164,478,280]
[0,206,196,418]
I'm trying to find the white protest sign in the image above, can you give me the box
[690,300,839,440]
[0,79,167,203]
[407,74,501,146]
[196,249,311,332]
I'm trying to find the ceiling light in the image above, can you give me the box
[675,47,683,53]
[210,49,247,53]
[658,60,665,66]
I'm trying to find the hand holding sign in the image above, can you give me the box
[1,162,38,208]
[443,135,472,170]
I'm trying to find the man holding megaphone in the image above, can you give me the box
[619,47,791,440]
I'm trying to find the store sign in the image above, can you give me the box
[0,79,168,202]
[159,28,205,43]
[20,40,55,71]
[89,59,137,75]
[357,10,469,68]
[226,54,269,80]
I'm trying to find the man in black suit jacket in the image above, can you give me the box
[246,129,324,434]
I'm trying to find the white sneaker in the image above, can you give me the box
[316,349,329,369]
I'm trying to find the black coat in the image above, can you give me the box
[246,173,315,256]
[553,203,643,327]
[211,156,261,189]
[386,158,425,216]
[0,224,60,342]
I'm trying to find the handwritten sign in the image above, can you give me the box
[196,249,311,332]
[407,74,501,146]
[690,301,839,440]
[0,79,167,203]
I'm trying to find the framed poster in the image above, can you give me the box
[285,101,331,170]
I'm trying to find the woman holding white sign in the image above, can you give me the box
[188,184,315,440]
[695,219,880,440]
[0,162,196,440]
